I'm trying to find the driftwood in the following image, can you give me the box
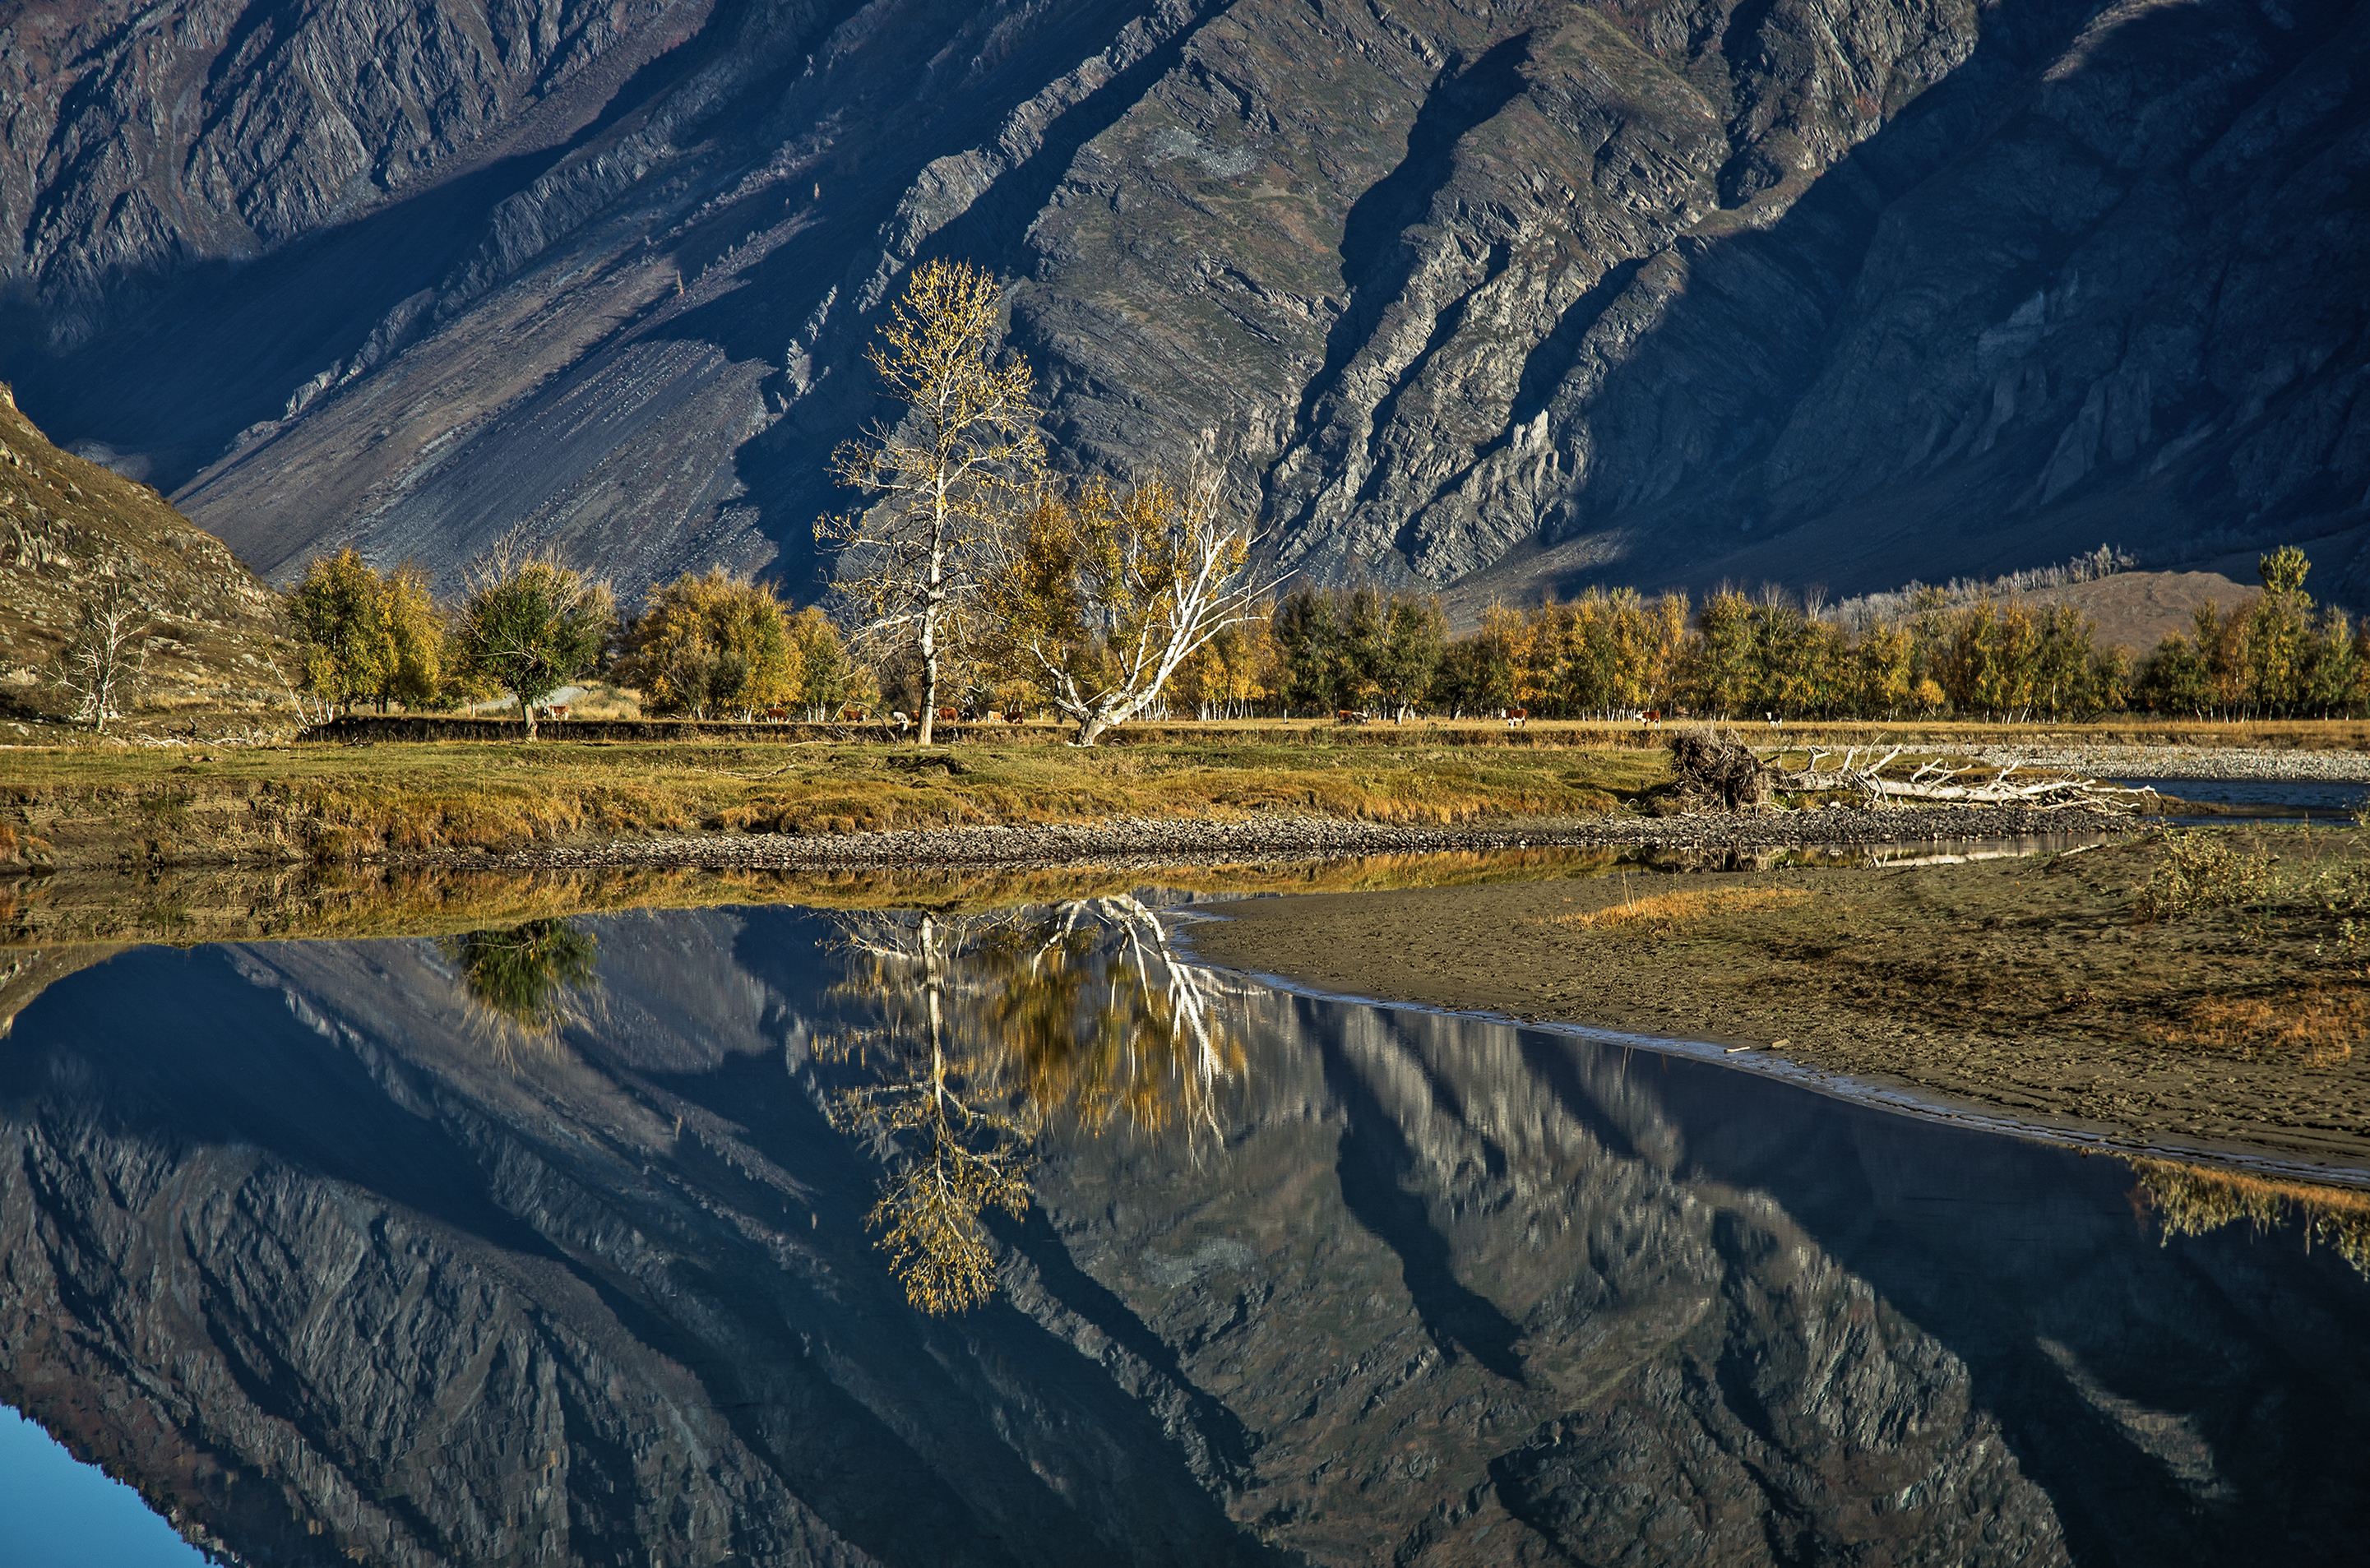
[1664,728,1778,812]
[1771,747,2155,811]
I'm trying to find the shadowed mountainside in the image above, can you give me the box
[2,0,2366,608]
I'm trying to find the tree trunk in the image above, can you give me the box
[523,698,539,742]
[919,648,938,747]
[1076,712,1109,747]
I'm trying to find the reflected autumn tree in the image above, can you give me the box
[438,918,600,1062]
[821,896,1250,1312]
[2128,1156,2370,1276]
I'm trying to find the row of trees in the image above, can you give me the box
[280,252,2366,736]
[290,544,858,736]
[298,538,2365,733]
[1213,548,2361,724]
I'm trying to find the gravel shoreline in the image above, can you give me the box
[389,803,2141,872]
[1965,743,2370,781]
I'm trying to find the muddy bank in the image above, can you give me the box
[1187,833,2370,1173]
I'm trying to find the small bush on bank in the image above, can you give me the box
[2133,830,2276,921]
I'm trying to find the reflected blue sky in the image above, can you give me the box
[0,1408,211,1567]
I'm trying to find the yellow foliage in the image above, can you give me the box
[2155,986,2366,1065]
[1535,885,1811,935]
[2129,1157,2370,1276]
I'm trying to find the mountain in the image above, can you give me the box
[2,0,2366,608]
[0,384,292,733]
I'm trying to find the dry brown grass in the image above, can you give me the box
[1532,885,1811,936]
[0,738,1669,870]
[2128,1157,2370,1274]
[2155,987,2368,1066]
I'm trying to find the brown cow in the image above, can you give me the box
[1504,707,1528,728]
[766,706,789,722]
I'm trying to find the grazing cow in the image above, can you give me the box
[1504,707,1529,728]
[766,706,789,722]
[937,706,959,723]
[1640,710,1660,726]
[890,710,913,732]
[1335,708,1370,725]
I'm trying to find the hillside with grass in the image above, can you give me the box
[0,385,294,740]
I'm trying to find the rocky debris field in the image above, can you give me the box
[400,803,2138,872]
[1970,745,2370,782]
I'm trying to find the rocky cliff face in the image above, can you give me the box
[4,906,2365,1565]
[2,0,2364,607]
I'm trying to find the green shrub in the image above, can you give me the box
[2134,830,2275,921]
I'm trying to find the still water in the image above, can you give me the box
[2,893,2366,1566]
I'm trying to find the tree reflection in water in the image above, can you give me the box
[822,896,1249,1312]
[437,918,601,1062]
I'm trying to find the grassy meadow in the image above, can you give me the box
[0,727,1673,871]
[6,710,2370,872]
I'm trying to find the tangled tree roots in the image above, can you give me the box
[1662,727,1775,813]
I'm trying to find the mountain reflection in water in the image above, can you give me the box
[1,899,2366,1566]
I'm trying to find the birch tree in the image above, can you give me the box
[49,580,150,732]
[820,261,1041,747]
[984,465,1285,745]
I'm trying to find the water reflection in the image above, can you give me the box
[820,899,1247,1311]
[0,904,2364,1565]
[2128,1156,2370,1274]
[438,917,601,1063]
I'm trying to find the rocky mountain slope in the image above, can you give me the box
[2,0,2365,608]
[0,384,293,734]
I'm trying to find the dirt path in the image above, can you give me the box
[1187,834,2370,1174]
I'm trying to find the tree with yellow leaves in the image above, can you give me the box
[984,465,1284,744]
[821,260,1041,746]
[287,547,447,713]
[619,568,798,719]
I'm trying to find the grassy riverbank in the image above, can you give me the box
[1189,826,2370,1171]
[0,735,1668,871]
[7,714,2370,872]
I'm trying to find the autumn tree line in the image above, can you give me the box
[1229,544,2370,723]
[275,258,2370,741]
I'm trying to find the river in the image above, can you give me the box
[2,888,2363,1565]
